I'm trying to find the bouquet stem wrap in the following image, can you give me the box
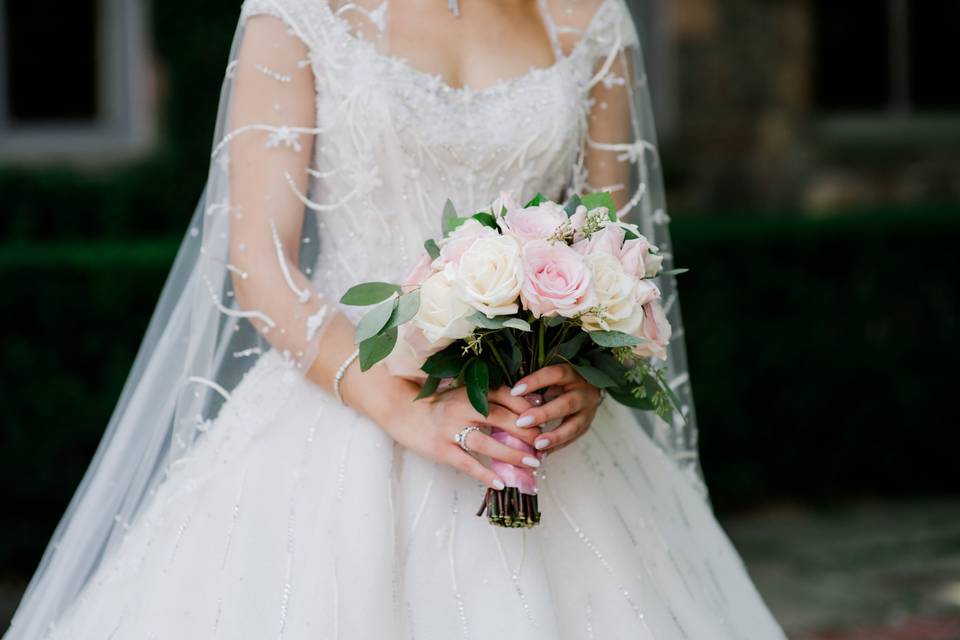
[476,427,541,528]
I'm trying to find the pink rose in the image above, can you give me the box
[498,201,567,244]
[488,191,521,217]
[401,254,434,293]
[435,218,497,267]
[573,224,624,258]
[573,224,661,278]
[385,322,436,382]
[520,240,594,318]
[633,300,672,360]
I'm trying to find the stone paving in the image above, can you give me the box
[2,499,958,637]
[725,499,960,639]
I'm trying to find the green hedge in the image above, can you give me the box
[1,208,957,573]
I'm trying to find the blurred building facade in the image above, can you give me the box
[1,0,957,215]
[657,0,960,213]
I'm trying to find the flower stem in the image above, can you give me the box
[487,340,514,387]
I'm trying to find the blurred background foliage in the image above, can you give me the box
[0,0,958,633]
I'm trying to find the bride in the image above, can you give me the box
[5,0,785,637]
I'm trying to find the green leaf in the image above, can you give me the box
[472,212,497,228]
[581,192,617,221]
[563,193,583,217]
[608,387,656,410]
[414,375,441,400]
[585,350,628,380]
[524,193,546,208]
[421,343,466,378]
[656,371,687,423]
[340,282,402,306]
[383,291,420,332]
[504,331,522,377]
[424,238,440,260]
[657,268,689,277]
[354,298,397,343]
[469,312,505,330]
[468,313,531,332]
[543,314,567,327]
[572,362,618,388]
[465,358,490,416]
[488,359,504,390]
[555,332,589,361]
[502,318,532,332]
[588,330,644,348]
[441,199,459,235]
[358,327,398,371]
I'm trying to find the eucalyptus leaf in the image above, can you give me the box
[555,332,589,361]
[524,193,545,208]
[588,330,644,348]
[414,375,441,400]
[580,192,617,221]
[358,327,398,371]
[441,199,459,235]
[354,298,397,343]
[657,373,687,423]
[424,238,440,260]
[383,291,420,332]
[502,318,532,332]
[465,358,490,416]
[608,387,656,410]
[563,193,583,217]
[572,362,618,389]
[421,343,466,378]
[657,268,689,277]
[472,212,497,229]
[340,282,402,306]
[544,314,567,327]
[585,350,628,380]
[469,312,505,330]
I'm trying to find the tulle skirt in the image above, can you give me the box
[46,349,785,639]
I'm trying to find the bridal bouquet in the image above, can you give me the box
[340,192,685,528]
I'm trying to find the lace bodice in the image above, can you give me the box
[237,0,639,321]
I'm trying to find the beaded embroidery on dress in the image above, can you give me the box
[5,0,786,637]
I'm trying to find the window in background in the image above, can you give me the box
[0,0,153,162]
[813,0,960,135]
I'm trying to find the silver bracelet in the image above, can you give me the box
[333,348,360,405]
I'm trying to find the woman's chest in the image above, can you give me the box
[307,16,593,188]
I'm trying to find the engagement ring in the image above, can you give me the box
[454,425,481,454]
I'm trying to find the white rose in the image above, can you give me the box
[644,251,664,278]
[455,235,524,317]
[413,270,476,345]
[581,253,645,334]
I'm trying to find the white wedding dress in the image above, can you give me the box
[6,0,786,638]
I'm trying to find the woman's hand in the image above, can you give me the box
[380,383,545,491]
[507,364,603,454]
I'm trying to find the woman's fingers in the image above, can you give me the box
[509,364,581,397]
[446,448,506,490]
[514,390,591,429]
[466,430,541,469]
[482,406,542,447]
[532,411,591,452]
[488,386,536,416]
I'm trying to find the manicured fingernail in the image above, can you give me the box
[522,456,540,468]
[535,438,550,450]
[492,478,505,490]
[515,415,534,428]
[510,383,527,396]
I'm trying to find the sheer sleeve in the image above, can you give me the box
[578,0,646,213]
[219,10,334,375]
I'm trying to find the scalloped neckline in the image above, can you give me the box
[320,0,614,99]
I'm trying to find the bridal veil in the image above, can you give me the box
[6,1,701,635]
